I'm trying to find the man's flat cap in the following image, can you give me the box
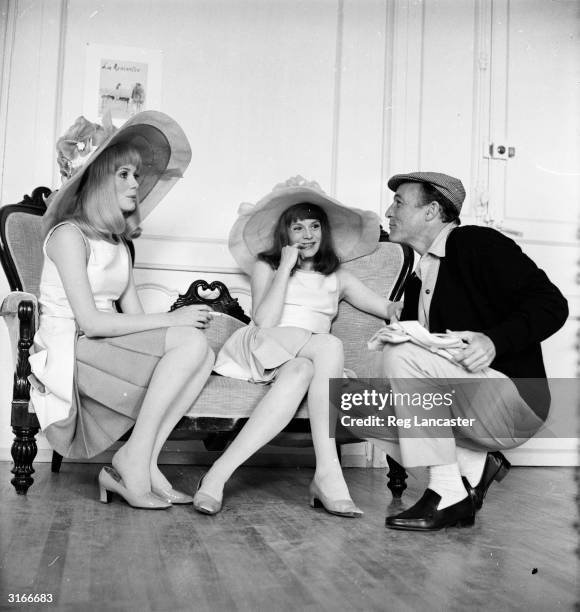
[387,172,466,212]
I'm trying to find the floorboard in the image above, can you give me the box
[0,463,577,611]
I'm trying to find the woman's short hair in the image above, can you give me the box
[69,143,142,242]
[421,183,461,225]
[258,202,340,275]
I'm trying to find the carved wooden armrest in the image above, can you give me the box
[170,279,250,324]
[1,292,40,494]
[1,291,38,372]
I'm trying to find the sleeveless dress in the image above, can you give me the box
[214,269,339,383]
[29,222,167,459]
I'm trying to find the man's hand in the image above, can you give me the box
[449,330,496,372]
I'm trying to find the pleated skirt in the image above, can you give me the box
[43,328,167,459]
[214,324,312,384]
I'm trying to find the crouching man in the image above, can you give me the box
[361,172,568,531]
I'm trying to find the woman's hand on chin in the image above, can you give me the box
[279,245,300,272]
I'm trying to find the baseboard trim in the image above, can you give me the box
[2,440,577,467]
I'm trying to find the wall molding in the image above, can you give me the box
[1,444,576,466]
[383,0,425,208]
[0,0,16,204]
[135,262,242,275]
[135,280,251,298]
[330,0,344,196]
[516,239,580,248]
[470,0,493,217]
[141,233,228,244]
[380,0,395,215]
[51,0,68,188]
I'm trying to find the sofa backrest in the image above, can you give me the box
[0,188,50,296]
[331,242,411,375]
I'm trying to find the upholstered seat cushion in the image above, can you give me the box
[187,373,309,418]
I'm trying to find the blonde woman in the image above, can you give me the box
[30,112,214,509]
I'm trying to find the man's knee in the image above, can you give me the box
[382,343,425,376]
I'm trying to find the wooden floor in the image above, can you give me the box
[0,462,577,611]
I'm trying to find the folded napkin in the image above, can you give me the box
[367,320,465,362]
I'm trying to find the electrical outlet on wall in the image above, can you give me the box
[484,143,516,160]
[485,142,508,160]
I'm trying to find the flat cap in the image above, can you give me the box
[387,171,466,212]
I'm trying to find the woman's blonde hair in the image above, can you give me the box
[67,143,142,242]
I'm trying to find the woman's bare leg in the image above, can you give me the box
[112,327,212,495]
[197,357,314,500]
[148,328,215,491]
[297,334,351,500]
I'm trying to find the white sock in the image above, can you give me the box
[456,447,487,487]
[428,463,467,510]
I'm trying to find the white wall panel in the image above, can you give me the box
[62,0,340,240]
[0,0,64,205]
[334,0,388,215]
[419,0,477,198]
[0,0,577,463]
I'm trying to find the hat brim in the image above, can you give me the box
[44,111,191,232]
[229,185,380,274]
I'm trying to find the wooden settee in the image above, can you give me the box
[0,188,413,498]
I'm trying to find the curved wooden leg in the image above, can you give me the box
[386,454,408,499]
[51,451,63,473]
[11,424,39,495]
[9,299,39,494]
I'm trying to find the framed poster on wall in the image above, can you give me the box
[83,44,163,125]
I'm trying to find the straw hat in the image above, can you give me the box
[43,110,192,231]
[229,176,381,274]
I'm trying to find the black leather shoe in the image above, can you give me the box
[462,451,511,511]
[385,489,475,531]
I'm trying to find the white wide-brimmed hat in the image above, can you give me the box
[229,176,381,274]
[43,110,192,232]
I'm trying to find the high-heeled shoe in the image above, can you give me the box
[151,486,194,505]
[192,474,223,515]
[462,451,511,511]
[98,467,171,510]
[309,480,363,518]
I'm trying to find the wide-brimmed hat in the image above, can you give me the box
[387,171,465,212]
[43,110,191,231]
[229,176,381,274]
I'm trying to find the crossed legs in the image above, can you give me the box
[111,326,214,496]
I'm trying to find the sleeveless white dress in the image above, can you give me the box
[29,222,167,458]
[214,269,339,383]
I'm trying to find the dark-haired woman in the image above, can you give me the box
[193,178,402,517]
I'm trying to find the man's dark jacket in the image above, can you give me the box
[400,225,568,419]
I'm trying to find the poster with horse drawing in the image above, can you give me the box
[83,44,162,126]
